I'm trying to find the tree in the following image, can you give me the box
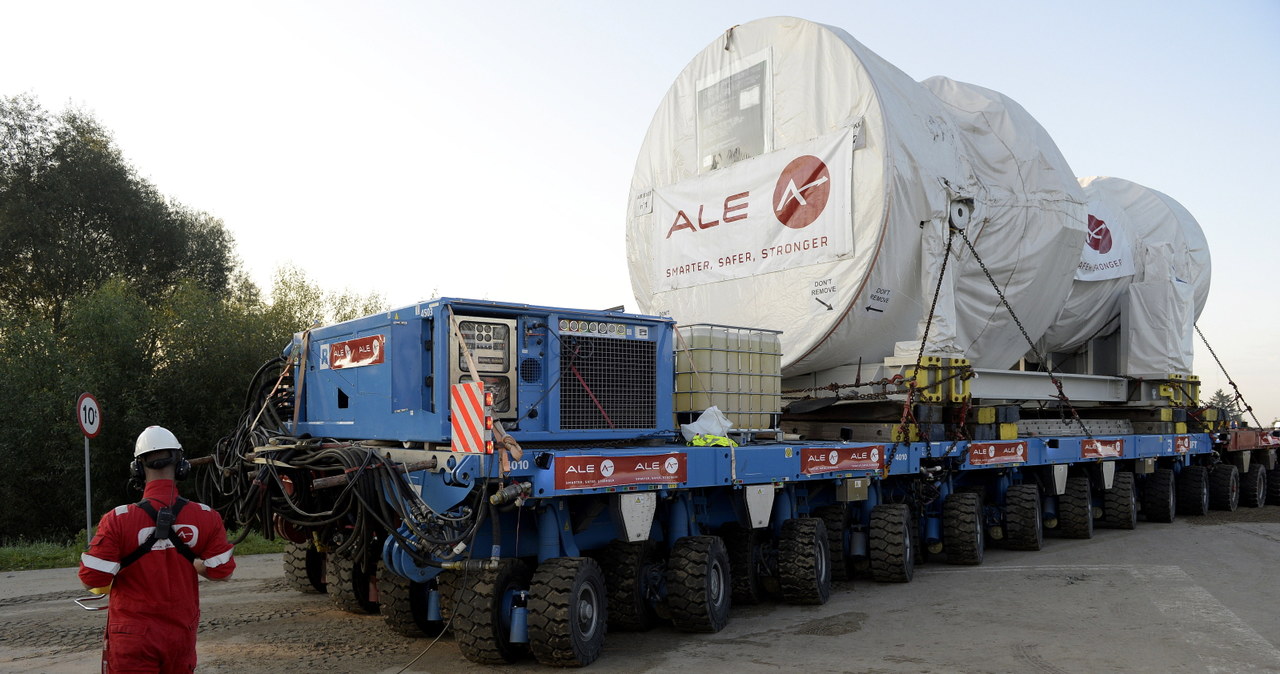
[1205,388,1242,424]
[0,95,235,329]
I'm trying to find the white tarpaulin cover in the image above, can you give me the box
[1038,176,1211,375]
[627,17,1086,375]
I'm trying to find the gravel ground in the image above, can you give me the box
[3,505,1279,673]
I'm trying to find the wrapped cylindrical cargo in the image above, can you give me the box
[627,16,1086,376]
[1037,176,1211,373]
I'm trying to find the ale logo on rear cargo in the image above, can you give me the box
[1086,214,1113,254]
[773,155,830,229]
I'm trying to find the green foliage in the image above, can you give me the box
[0,94,235,329]
[0,95,386,541]
[0,529,284,571]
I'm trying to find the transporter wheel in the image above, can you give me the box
[942,492,984,565]
[666,536,731,633]
[1241,464,1267,508]
[1144,468,1177,523]
[778,518,832,605]
[453,559,532,664]
[720,523,766,605]
[597,540,660,631]
[1176,465,1209,516]
[435,570,458,623]
[1058,476,1094,539]
[377,561,445,637]
[283,540,327,594]
[328,550,379,614]
[868,504,914,583]
[1209,464,1240,511]
[1102,471,1138,530]
[528,557,607,667]
[1267,468,1280,505]
[813,505,853,581]
[1004,484,1043,551]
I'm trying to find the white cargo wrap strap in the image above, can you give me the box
[450,381,491,454]
[652,126,857,292]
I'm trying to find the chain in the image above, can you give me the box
[952,226,1093,439]
[1195,324,1262,428]
[886,225,958,473]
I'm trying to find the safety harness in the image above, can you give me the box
[118,498,197,569]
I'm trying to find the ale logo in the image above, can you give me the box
[1087,214,1113,254]
[773,155,831,229]
[600,459,615,477]
[664,457,680,474]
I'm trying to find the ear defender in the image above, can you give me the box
[175,451,191,481]
[130,458,145,481]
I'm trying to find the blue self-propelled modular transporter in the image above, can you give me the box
[212,297,1231,668]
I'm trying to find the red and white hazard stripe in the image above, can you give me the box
[450,382,492,454]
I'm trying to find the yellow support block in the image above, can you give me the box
[1174,422,1187,434]
[1159,408,1173,422]
[948,357,971,403]
[1169,374,1185,405]
[999,423,1019,440]
[892,425,920,442]
[974,407,997,425]
[1202,408,1218,422]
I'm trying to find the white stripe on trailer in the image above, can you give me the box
[450,381,490,454]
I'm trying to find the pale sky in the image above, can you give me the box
[3,1,1277,424]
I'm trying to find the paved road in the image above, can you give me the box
[3,506,1279,673]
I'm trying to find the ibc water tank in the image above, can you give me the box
[626,16,1086,376]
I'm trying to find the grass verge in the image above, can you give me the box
[0,530,284,572]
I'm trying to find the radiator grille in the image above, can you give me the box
[559,335,657,429]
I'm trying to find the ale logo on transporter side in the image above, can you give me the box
[1086,214,1113,254]
[773,155,830,229]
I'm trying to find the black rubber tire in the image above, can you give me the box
[1210,464,1240,511]
[813,505,852,581]
[868,504,914,583]
[1176,465,1209,516]
[435,570,458,623]
[943,492,984,565]
[1241,464,1267,508]
[528,557,608,667]
[1267,468,1280,505]
[1102,471,1138,530]
[283,541,326,594]
[666,536,731,633]
[778,518,832,605]
[1004,484,1043,551]
[1144,468,1177,523]
[327,551,378,614]
[1058,476,1094,539]
[720,524,765,605]
[596,540,659,631]
[377,561,445,637]
[453,559,532,664]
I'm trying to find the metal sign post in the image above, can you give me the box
[76,393,102,545]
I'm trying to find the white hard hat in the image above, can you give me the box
[134,426,182,458]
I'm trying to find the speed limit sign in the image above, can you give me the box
[77,392,102,438]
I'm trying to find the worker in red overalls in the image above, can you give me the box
[79,426,236,673]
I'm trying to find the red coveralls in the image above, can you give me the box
[78,479,236,673]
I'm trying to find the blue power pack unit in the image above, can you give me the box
[289,298,676,444]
